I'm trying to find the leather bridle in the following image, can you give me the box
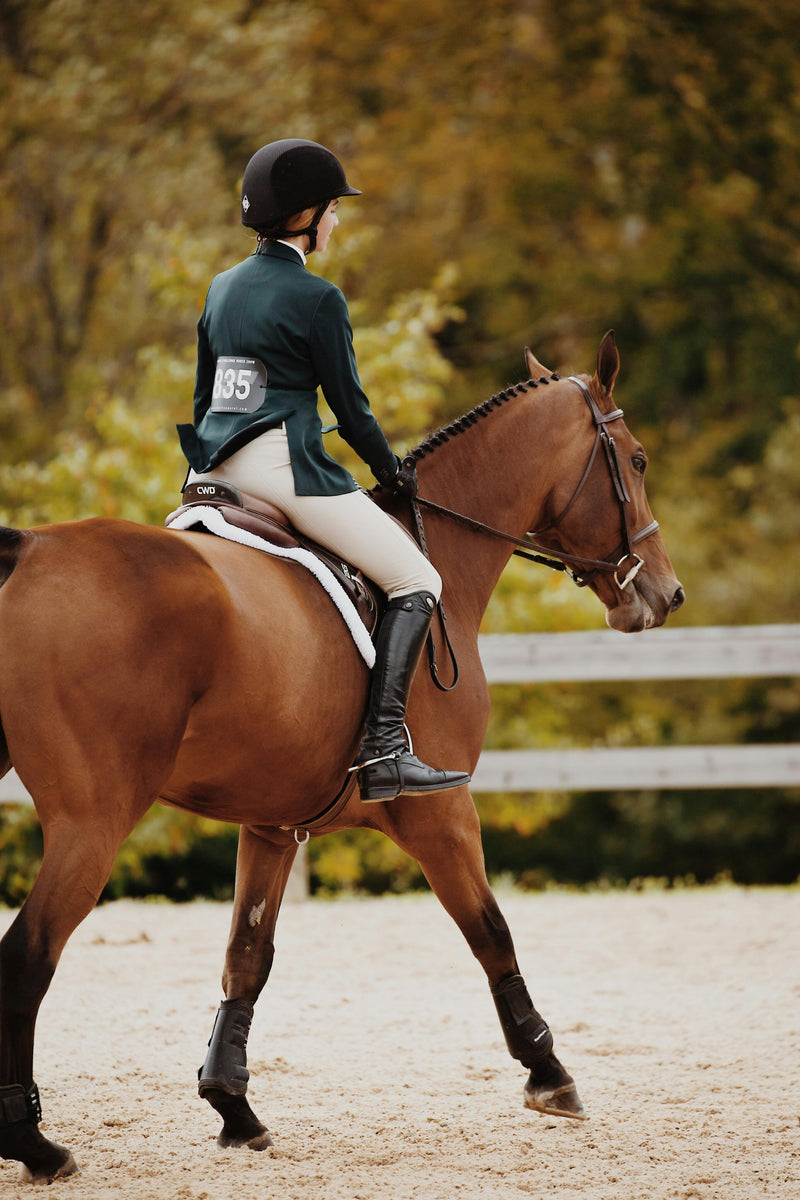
[410,374,659,591]
[406,374,661,691]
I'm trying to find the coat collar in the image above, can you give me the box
[256,241,306,267]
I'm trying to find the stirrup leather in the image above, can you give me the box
[348,751,400,772]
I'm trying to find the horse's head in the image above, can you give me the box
[525,332,684,633]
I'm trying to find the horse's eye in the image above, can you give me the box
[632,454,647,475]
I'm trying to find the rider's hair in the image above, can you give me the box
[255,205,324,244]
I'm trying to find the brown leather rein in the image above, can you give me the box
[410,375,659,591]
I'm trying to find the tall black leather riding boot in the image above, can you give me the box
[356,591,471,803]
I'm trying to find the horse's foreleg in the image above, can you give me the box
[383,796,586,1120]
[199,825,298,1151]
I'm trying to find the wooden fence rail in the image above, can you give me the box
[1,625,798,803]
[477,623,800,684]
[472,623,800,792]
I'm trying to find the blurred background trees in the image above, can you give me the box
[1,0,798,897]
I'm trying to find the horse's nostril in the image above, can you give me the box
[670,585,686,612]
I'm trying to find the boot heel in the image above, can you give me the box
[359,785,401,804]
[357,758,402,803]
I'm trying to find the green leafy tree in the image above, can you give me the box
[0,0,313,449]
[0,250,463,525]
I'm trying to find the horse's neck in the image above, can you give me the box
[416,384,570,630]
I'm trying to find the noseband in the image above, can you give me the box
[409,375,659,590]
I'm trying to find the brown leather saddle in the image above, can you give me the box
[165,480,381,636]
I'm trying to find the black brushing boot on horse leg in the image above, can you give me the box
[197,999,273,1150]
[357,591,471,803]
[491,973,587,1120]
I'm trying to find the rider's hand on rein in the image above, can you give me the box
[393,457,419,500]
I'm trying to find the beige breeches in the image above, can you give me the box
[187,427,441,601]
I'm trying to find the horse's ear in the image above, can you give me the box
[524,346,551,378]
[594,330,620,396]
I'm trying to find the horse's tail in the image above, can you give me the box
[0,526,24,588]
[0,710,8,780]
[0,527,25,776]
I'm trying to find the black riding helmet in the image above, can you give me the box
[241,139,361,250]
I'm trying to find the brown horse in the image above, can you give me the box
[0,333,683,1181]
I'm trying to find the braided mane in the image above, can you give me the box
[407,373,561,462]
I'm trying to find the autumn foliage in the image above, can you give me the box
[1,0,798,893]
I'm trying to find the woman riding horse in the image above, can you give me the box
[177,138,469,804]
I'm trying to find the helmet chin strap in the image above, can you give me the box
[261,200,329,254]
[302,201,329,253]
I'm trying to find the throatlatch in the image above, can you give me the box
[198,999,254,1097]
[491,975,554,1067]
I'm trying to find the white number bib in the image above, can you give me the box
[210,356,268,414]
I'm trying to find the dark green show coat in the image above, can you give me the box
[177,241,398,495]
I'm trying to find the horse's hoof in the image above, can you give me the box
[217,1127,274,1151]
[19,1148,80,1184]
[202,1086,273,1151]
[524,1078,588,1121]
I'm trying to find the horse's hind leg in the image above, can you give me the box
[0,801,150,1181]
[380,795,586,1120]
[198,825,298,1151]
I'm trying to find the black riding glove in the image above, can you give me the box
[393,458,418,500]
[373,455,402,488]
